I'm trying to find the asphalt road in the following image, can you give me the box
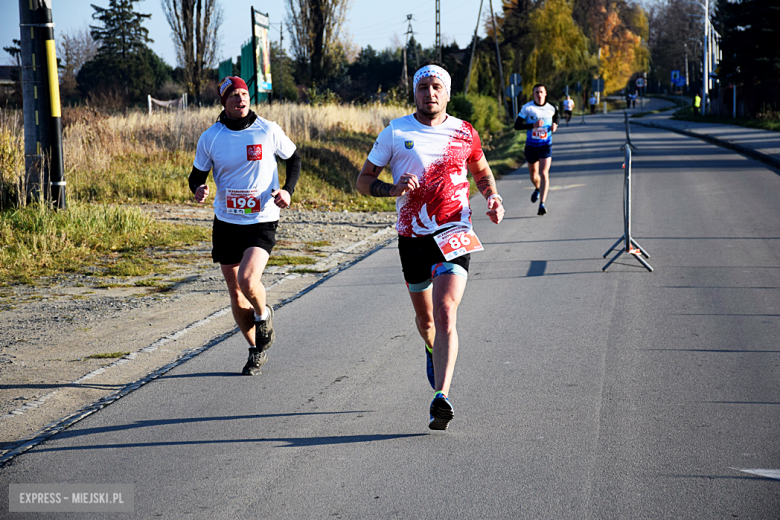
[2,103,778,519]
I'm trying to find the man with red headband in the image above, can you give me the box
[357,61,505,431]
[189,76,302,376]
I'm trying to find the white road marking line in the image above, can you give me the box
[521,184,586,190]
[733,468,780,480]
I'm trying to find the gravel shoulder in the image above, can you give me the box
[0,204,397,461]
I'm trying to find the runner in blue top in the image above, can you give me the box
[515,84,559,215]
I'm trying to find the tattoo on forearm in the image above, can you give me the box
[476,177,495,197]
[369,179,394,197]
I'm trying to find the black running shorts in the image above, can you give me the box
[397,233,470,285]
[211,217,278,265]
[524,144,552,164]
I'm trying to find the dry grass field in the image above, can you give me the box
[1,102,409,210]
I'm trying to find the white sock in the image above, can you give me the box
[254,308,269,321]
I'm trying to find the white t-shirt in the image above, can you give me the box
[194,116,296,224]
[368,114,484,238]
[563,98,574,111]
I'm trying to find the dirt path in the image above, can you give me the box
[0,204,397,462]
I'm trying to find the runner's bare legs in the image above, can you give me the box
[220,247,270,346]
[528,156,551,204]
[409,273,467,395]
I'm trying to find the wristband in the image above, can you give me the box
[488,194,503,204]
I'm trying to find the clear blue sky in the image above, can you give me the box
[1,0,486,67]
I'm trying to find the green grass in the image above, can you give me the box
[86,351,130,359]
[485,129,527,177]
[291,131,396,212]
[0,202,210,283]
[267,255,318,266]
[305,240,331,248]
[290,267,328,274]
[133,278,163,287]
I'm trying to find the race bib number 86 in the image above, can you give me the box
[435,226,484,261]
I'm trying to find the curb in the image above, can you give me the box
[630,120,780,171]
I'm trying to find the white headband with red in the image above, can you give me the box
[413,65,451,98]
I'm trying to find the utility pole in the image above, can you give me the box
[402,46,408,95]
[703,0,708,116]
[464,0,484,95]
[435,0,441,62]
[488,0,505,111]
[18,0,65,208]
[279,23,284,102]
[405,14,419,70]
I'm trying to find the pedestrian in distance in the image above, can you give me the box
[562,94,574,126]
[694,93,701,114]
[515,84,559,216]
[357,61,505,431]
[589,93,597,114]
[625,91,632,110]
[189,76,302,376]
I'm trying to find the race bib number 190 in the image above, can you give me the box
[434,226,484,261]
[226,188,261,215]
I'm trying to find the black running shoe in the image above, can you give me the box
[537,203,547,216]
[429,393,454,430]
[242,347,268,376]
[254,305,275,352]
[425,345,435,390]
[531,189,540,203]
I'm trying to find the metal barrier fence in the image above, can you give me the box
[602,112,653,272]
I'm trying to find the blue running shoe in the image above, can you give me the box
[425,345,435,389]
[429,393,454,430]
[537,203,547,216]
[531,189,540,203]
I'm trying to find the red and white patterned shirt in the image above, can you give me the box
[367,114,484,238]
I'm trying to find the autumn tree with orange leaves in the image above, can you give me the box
[590,2,649,94]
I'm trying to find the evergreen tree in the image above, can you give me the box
[90,0,152,60]
[78,0,170,104]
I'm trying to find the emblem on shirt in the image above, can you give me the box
[246,144,262,161]
[404,140,414,149]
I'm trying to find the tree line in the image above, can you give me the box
[2,0,777,115]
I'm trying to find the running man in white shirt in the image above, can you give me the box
[562,94,574,126]
[357,61,505,431]
[189,76,302,376]
[515,84,559,215]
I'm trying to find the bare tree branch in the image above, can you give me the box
[162,0,223,103]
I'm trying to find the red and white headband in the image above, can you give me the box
[413,65,451,98]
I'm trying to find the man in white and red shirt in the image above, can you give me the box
[189,76,301,376]
[357,61,504,431]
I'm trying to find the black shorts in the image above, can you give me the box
[397,233,470,286]
[524,144,553,164]
[564,110,572,117]
[211,217,278,265]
